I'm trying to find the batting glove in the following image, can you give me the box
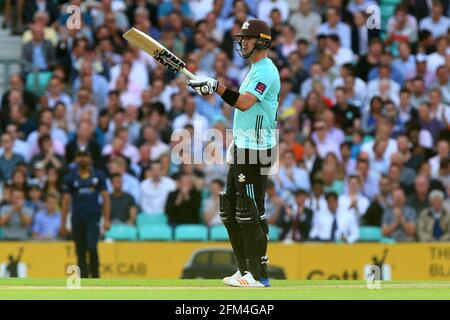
[187,76,218,96]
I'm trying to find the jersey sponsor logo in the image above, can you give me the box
[255,82,267,94]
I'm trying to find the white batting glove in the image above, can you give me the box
[187,76,218,96]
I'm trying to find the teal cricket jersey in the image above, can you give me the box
[234,57,280,150]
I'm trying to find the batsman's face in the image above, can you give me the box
[240,36,257,54]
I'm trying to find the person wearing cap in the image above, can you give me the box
[417,189,450,241]
[186,19,280,287]
[60,147,111,278]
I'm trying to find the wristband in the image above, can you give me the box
[221,87,240,106]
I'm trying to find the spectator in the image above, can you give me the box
[1,74,37,119]
[280,189,313,242]
[312,119,341,160]
[109,173,137,225]
[24,0,58,26]
[289,0,321,43]
[418,189,450,241]
[382,187,417,242]
[140,160,176,214]
[306,178,327,212]
[429,138,449,178]
[165,173,202,225]
[257,0,290,25]
[363,175,393,226]
[68,87,98,131]
[433,65,450,105]
[203,178,225,226]
[0,189,33,240]
[309,192,359,243]
[0,133,24,182]
[275,149,311,193]
[21,23,56,73]
[30,134,65,171]
[386,3,418,45]
[66,120,102,168]
[27,182,45,215]
[332,87,360,134]
[106,156,140,204]
[318,6,351,49]
[32,193,61,240]
[340,175,370,218]
[418,102,445,144]
[419,0,450,39]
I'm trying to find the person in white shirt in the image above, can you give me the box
[102,127,140,164]
[189,0,214,22]
[433,65,450,105]
[429,139,449,178]
[312,110,345,146]
[339,175,370,217]
[140,125,170,161]
[309,192,359,243]
[305,178,327,213]
[106,155,140,204]
[257,0,290,26]
[288,0,321,42]
[426,36,449,80]
[0,124,29,162]
[317,6,351,49]
[139,160,176,214]
[326,34,354,67]
[419,1,450,39]
[312,119,342,160]
[275,149,311,193]
[172,94,209,139]
[429,88,450,125]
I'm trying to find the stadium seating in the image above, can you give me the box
[359,226,383,242]
[136,213,168,227]
[138,225,172,241]
[209,225,229,241]
[380,237,396,244]
[174,224,209,241]
[105,224,138,241]
[268,225,281,241]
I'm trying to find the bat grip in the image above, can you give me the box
[180,67,196,80]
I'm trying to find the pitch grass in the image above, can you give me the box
[0,279,449,300]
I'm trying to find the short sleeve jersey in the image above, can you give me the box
[62,168,107,216]
[234,57,280,150]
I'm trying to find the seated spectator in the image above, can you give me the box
[0,189,33,240]
[306,177,327,213]
[68,87,98,131]
[106,156,140,204]
[317,6,351,49]
[109,174,137,225]
[355,152,381,199]
[165,173,202,226]
[140,160,176,215]
[0,132,24,183]
[0,74,37,119]
[382,187,417,242]
[202,179,224,226]
[275,149,311,193]
[418,190,450,241]
[322,163,344,196]
[26,181,45,215]
[30,134,65,171]
[289,0,321,43]
[22,11,58,46]
[309,192,359,243]
[418,102,445,144]
[429,138,449,178]
[32,193,61,240]
[407,174,431,213]
[140,125,170,161]
[363,175,393,226]
[312,119,341,160]
[102,128,140,165]
[280,189,313,243]
[65,120,102,169]
[265,179,291,225]
[45,76,72,109]
[418,0,450,39]
[21,23,56,73]
[340,175,370,218]
[302,138,322,181]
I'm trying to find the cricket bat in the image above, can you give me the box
[123,27,196,80]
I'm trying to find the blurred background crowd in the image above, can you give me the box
[0,0,449,243]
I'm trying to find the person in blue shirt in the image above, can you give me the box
[60,147,111,278]
[187,19,280,287]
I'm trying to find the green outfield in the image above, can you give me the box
[0,279,449,300]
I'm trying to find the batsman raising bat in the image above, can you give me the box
[187,19,280,287]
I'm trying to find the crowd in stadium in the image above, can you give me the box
[0,0,449,243]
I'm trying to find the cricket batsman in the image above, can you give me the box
[187,19,280,287]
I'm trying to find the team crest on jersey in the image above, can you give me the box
[242,21,249,30]
[255,82,267,94]
[238,173,246,183]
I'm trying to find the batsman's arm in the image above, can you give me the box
[216,83,257,112]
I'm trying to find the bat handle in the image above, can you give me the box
[180,67,196,80]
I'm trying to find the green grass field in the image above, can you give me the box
[0,279,450,299]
